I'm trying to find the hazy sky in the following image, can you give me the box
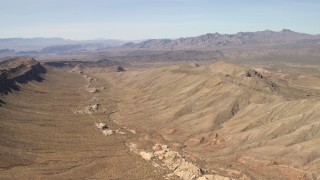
[1,0,320,40]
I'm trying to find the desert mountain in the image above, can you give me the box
[0,57,46,95]
[122,29,320,50]
[1,57,320,179]
[95,61,320,179]
[0,58,169,179]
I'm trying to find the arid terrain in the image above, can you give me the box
[89,61,320,179]
[0,29,320,180]
[0,58,173,179]
[2,0,320,178]
[1,55,320,179]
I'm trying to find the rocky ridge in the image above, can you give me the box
[0,57,46,95]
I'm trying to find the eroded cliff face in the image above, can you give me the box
[0,57,46,95]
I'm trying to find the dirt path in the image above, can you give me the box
[0,69,168,179]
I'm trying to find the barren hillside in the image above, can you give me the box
[0,58,172,179]
[1,58,320,179]
[91,61,320,179]
[0,57,46,95]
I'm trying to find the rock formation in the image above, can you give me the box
[0,57,46,95]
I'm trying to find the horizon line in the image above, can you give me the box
[0,28,319,41]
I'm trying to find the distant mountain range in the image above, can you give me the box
[122,29,320,50]
[0,29,319,58]
[0,38,127,52]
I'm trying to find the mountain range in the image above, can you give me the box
[1,29,320,58]
[122,29,320,50]
[0,38,127,53]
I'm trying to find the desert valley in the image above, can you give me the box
[0,28,320,179]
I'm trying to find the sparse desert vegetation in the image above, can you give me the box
[0,61,172,179]
[1,56,319,179]
[1,0,320,179]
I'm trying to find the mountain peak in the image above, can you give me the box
[281,29,294,33]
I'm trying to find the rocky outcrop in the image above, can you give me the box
[74,104,100,115]
[116,66,125,72]
[127,142,232,180]
[197,175,231,180]
[0,57,46,95]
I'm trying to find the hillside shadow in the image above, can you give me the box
[14,65,47,84]
[0,66,46,95]
[15,74,45,84]
[0,99,5,107]
[0,81,21,95]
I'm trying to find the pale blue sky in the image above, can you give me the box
[1,0,319,40]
